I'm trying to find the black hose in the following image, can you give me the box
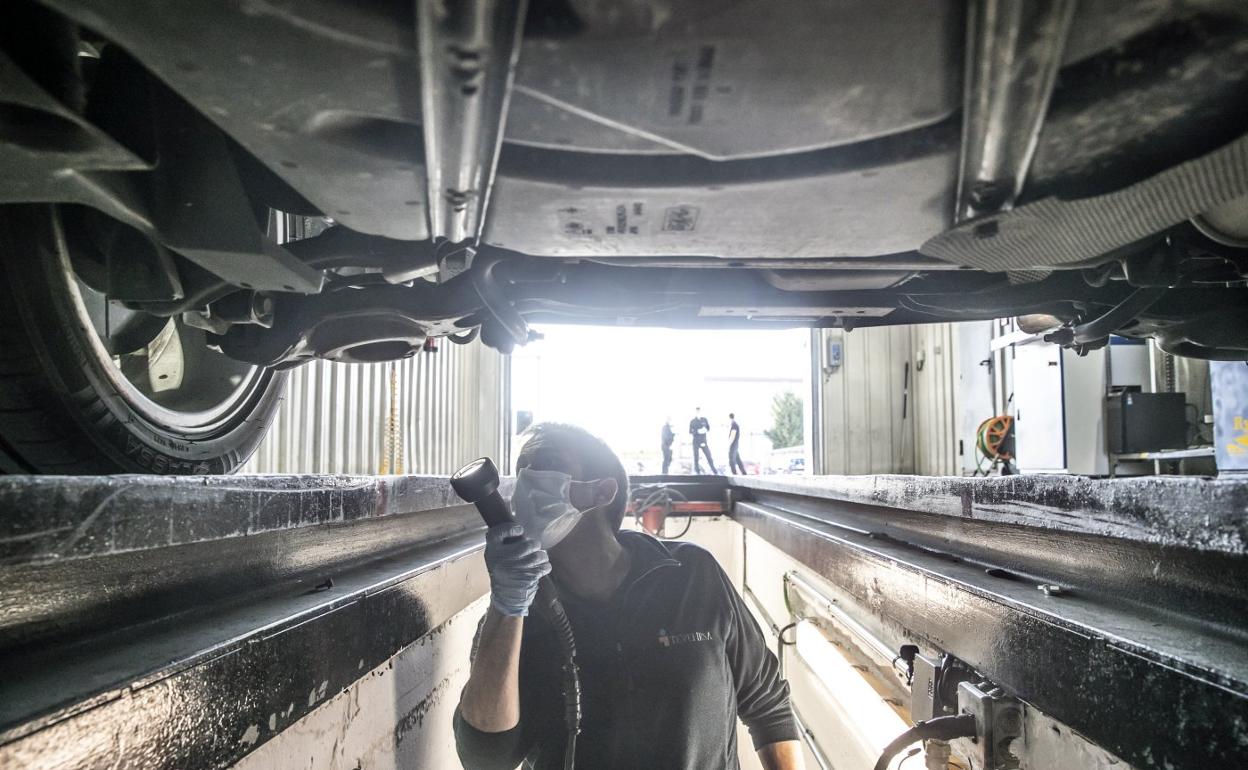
[470,256,530,347]
[872,714,977,770]
[534,577,581,770]
[447,327,480,345]
[1070,286,1167,343]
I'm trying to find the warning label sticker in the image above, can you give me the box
[662,44,733,127]
[556,206,594,237]
[557,202,654,237]
[606,202,646,235]
[662,205,700,232]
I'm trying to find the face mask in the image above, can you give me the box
[511,468,586,549]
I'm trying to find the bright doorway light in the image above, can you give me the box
[509,325,811,475]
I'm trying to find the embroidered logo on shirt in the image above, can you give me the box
[657,628,713,647]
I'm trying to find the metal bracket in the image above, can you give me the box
[0,50,149,187]
[956,681,1025,770]
[148,94,323,294]
[911,653,975,723]
[416,0,529,246]
[956,0,1076,222]
[0,48,323,296]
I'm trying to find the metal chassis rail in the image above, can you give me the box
[1,472,1245,769]
[0,475,499,769]
[729,474,1248,769]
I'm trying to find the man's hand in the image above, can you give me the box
[460,524,550,733]
[757,740,805,770]
[485,524,550,617]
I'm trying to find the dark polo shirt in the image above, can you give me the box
[455,531,797,769]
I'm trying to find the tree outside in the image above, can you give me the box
[764,392,803,449]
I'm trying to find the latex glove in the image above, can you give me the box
[484,523,551,617]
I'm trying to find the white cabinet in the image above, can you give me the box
[1012,342,1067,473]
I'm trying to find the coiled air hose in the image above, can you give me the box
[533,578,581,770]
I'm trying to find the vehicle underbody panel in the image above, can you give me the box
[0,0,1246,365]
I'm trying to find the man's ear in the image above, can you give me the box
[569,478,619,510]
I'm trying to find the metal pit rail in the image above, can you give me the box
[1,472,1245,768]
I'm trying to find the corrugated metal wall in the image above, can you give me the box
[817,326,914,475]
[910,323,959,476]
[815,323,960,476]
[241,338,505,475]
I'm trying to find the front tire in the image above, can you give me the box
[0,205,285,474]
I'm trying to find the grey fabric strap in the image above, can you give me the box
[921,134,1248,271]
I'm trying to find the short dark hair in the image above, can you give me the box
[729,412,735,419]
[517,422,630,530]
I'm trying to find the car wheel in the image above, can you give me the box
[0,205,286,474]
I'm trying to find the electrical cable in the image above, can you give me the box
[449,459,580,770]
[629,484,692,539]
[774,621,798,677]
[872,714,978,770]
[777,622,798,646]
[897,748,922,770]
[379,363,403,474]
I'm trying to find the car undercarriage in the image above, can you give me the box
[1,0,1247,472]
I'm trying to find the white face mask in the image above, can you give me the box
[511,468,586,549]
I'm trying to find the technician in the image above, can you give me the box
[454,423,803,770]
[689,407,718,474]
[661,417,676,475]
[727,412,747,475]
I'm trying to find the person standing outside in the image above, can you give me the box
[728,412,747,474]
[661,418,675,475]
[689,407,717,474]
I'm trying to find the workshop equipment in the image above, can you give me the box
[451,458,582,770]
[627,483,725,538]
[973,415,1015,475]
[1105,391,1187,454]
[996,335,1152,474]
[1211,361,1248,472]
